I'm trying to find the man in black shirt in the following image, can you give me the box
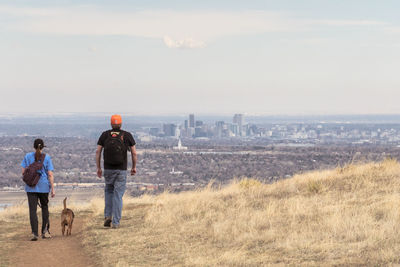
[96,114,137,228]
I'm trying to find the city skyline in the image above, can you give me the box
[1,1,400,115]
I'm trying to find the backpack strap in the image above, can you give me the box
[38,153,46,168]
[118,132,127,150]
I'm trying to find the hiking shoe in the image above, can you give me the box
[104,217,112,227]
[30,235,38,241]
[41,231,52,239]
[111,224,119,229]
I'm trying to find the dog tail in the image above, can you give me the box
[63,197,67,210]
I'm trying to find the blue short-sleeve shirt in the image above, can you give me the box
[21,152,54,193]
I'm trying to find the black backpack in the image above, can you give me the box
[104,131,126,165]
[23,153,46,187]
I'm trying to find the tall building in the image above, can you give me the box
[233,114,244,136]
[230,123,239,136]
[189,114,195,128]
[233,114,244,126]
[195,127,207,138]
[149,127,160,136]
[163,123,177,137]
[215,121,225,138]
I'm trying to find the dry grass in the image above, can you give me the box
[4,159,400,266]
[0,205,28,267]
[81,158,400,266]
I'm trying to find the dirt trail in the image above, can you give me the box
[9,217,96,267]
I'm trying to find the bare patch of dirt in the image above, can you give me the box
[9,216,96,267]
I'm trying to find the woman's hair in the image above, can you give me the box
[33,139,45,161]
[35,146,42,161]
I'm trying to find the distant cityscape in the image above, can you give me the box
[146,114,247,139]
[2,114,400,195]
[3,114,400,146]
[136,113,400,146]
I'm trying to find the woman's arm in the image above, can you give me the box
[48,170,55,197]
[22,167,25,175]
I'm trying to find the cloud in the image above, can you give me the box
[0,5,57,17]
[0,5,390,44]
[0,6,299,40]
[315,19,388,26]
[163,36,205,49]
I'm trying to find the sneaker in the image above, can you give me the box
[111,224,119,229]
[30,235,38,241]
[41,231,52,239]
[104,217,112,227]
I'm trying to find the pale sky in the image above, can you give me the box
[1,0,400,115]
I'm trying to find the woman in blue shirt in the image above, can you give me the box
[21,139,55,241]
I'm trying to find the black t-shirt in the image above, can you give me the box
[97,129,136,170]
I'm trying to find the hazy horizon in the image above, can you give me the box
[4,112,400,124]
[5,111,400,116]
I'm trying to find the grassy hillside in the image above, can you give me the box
[0,205,27,267]
[81,159,400,266]
[1,160,400,266]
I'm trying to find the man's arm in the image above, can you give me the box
[130,145,137,176]
[96,145,103,178]
[48,171,55,197]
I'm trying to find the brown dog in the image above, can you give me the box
[61,197,75,236]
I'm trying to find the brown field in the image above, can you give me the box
[82,159,400,266]
[3,159,400,266]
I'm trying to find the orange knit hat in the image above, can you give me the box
[111,114,122,125]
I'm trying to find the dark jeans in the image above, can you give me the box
[27,192,49,236]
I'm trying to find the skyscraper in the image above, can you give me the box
[216,121,225,138]
[163,123,177,137]
[189,114,195,128]
[233,114,244,136]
